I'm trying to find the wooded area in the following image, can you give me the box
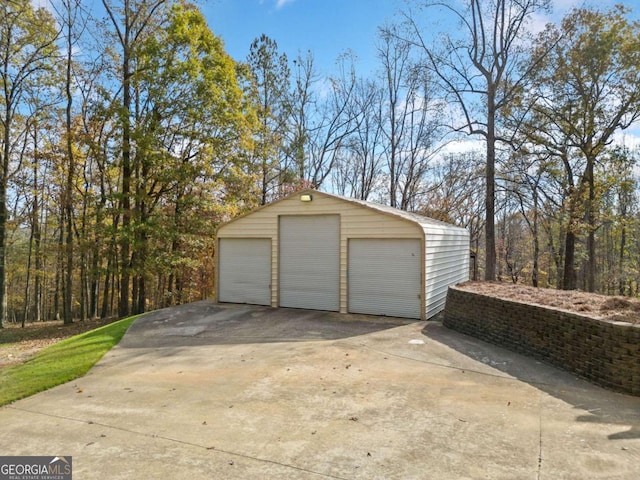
[1,0,639,327]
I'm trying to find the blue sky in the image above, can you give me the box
[202,0,635,80]
[202,0,640,150]
[203,0,403,77]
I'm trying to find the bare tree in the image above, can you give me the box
[378,24,410,208]
[303,53,362,189]
[377,25,443,210]
[332,77,385,200]
[286,50,317,183]
[420,152,485,278]
[403,0,550,280]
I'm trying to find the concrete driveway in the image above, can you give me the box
[1,302,639,479]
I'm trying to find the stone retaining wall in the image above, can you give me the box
[443,286,640,396]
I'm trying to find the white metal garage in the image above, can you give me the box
[216,190,469,320]
[217,238,271,306]
[279,215,340,311]
[348,238,422,319]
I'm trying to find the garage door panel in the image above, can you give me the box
[348,238,421,319]
[279,215,339,311]
[218,238,271,306]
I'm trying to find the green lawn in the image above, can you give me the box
[0,316,138,407]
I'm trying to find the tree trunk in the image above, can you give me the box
[0,108,11,328]
[557,227,565,289]
[79,258,86,321]
[619,222,627,295]
[261,155,268,206]
[23,142,39,326]
[64,11,75,325]
[22,228,33,328]
[484,90,497,281]
[100,255,112,319]
[585,158,596,292]
[532,190,540,288]
[34,207,42,323]
[136,273,146,314]
[119,40,132,318]
[55,204,64,319]
[563,229,577,290]
[90,253,99,318]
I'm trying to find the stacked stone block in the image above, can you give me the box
[443,286,640,396]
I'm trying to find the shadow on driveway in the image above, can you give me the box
[422,321,640,441]
[3,302,639,479]
[120,301,414,349]
[121,300,640,442]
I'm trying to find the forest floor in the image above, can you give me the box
[2,283,639,371]
[458,281,640,325]
[0,317,120,369]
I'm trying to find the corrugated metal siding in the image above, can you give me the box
[218,238,271,305]
[348,238,422,319]
[279,215,340,311]
[424,228,470,316]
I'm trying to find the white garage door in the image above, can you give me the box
[279,215,339,311]
[348,238,422,319]
[218,238,271,306]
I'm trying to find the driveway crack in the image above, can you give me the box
[6,405,350,480]
[537,393,544,480]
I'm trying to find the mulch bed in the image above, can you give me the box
[458,281,640,325]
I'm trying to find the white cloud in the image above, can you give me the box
[275,0,297,9]
[532,0,618,30]
[613,127,640,152]
[439,138,484,156]
[527,12,553,35]
[550,0,583,10]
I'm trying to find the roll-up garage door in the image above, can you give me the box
[348,238,421,319]
[279,215,339,311]
[218,238,271,306]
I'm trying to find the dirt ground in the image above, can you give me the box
[458,281,640,325]
[0,317,119,368]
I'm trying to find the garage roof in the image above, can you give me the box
[221,189,463,233]
[339,194,462,231]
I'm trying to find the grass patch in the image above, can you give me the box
[0,316,138,407]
